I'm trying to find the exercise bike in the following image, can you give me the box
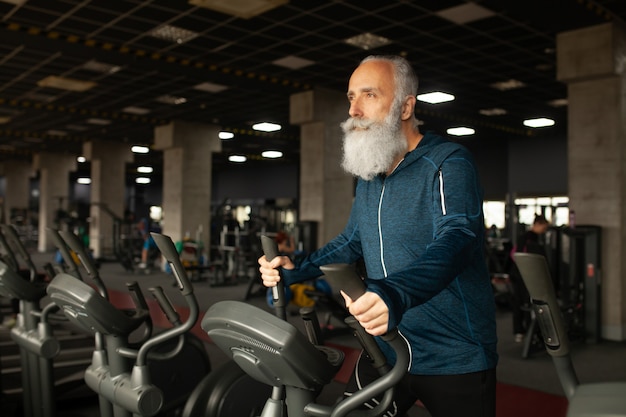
[200,235,410,417]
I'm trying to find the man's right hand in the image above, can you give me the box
[258,255,294,287]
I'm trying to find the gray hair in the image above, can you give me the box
[360,55,419,102]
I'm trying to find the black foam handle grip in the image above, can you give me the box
[318,263,366,301]
[151,232,193,296]
[260,235,286,320]
[149,286,180,324]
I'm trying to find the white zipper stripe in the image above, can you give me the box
[439,169,446,215]
[378,183,388,277]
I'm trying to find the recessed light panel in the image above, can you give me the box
[344,33,391,50]
[156,95,187,105]
[86,118,111,125]
[131,145,150,154]
[261,150,283,158]
[123,106,151,115]
[252,122,281,132]
[229,155,247,163]
[417,92,455,104]
[479,108,507,116]
[273,55,314,70]
[82,60,121,74]
[447,127,475,136]
[523,118,555,128]
[490,79,525,91]
[194,82,229,93]
[37,75,96,92]
[436,3,495,24]
[149,25,198,44]
[188,0,288,19]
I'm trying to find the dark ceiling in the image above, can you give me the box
[1,0,625,180]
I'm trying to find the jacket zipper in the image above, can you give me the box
[378,181,388,278]
[439,169,447,215]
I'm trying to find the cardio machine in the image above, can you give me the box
[0,224,94,417]
[514,252,626,417]
[46,230,271,417]
[200,235,410,417]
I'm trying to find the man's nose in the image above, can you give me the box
[349,100,362,118]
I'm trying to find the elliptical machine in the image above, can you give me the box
[0,224,92,417]
[201,235,410,417]
[47,230,272,417]
[46,229,210,417]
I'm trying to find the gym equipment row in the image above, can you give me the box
[514,252,626,417]
[0,224,95,417]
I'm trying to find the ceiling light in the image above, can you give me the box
[447,127,475,136]
[188,0,288,19]
[344,32,392,50]
[66,124,89,131]
[229,155,247,163]
[22,92,57,102]
[137,166,153,173]
[0,116,10,124]
[262,150,283,159]
[82,60,121,74]
[24,137,43,143]
[194,82,229,93]
[252,122,281,132]
[436,3,495,24]
[136,177,151,184]
[77,156,86,163]
[479,108,507,116]
[219,131,234,139]
[77,178,91,185]
[490,79,525,91]
[86,118,111,125]
[156,95,187,105]
[47,129,67,136]
[37,75,96,92]
[149,25,198,44]
[131,145,150,154]
[417,92,455,104]
[123,106,151,115]
[523,118,555,128]
[273,55,314,70]
[548,99,568,107]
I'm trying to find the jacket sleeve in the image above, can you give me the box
[281,202,364,285]
[366,150,485,329]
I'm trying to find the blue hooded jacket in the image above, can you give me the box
[282,131,498,375]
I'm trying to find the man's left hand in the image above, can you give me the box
[341,291,389,336]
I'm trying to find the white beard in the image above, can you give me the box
[340,104,407,181]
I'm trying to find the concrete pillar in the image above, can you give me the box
[0,160,33,224]
[33,153,76,252]
[557,22,626,340]
[83,141,133,259]
[154,121,221,251]
[290,88,353,247]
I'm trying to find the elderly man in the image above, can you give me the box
[259,55,497,417]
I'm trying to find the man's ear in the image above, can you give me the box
[401,95,416,121]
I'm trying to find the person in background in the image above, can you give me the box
[275,230,296,255]
[509,214,550,342]
[137,217,160,269]
[259,55,497,417]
